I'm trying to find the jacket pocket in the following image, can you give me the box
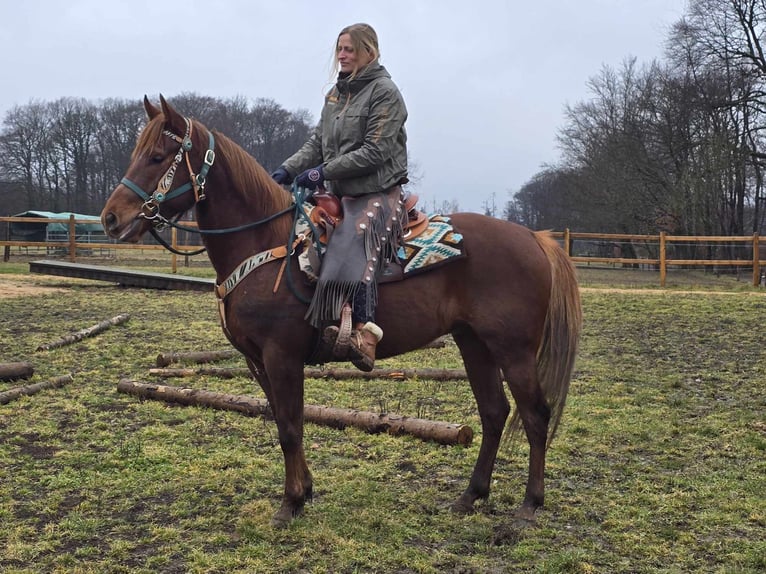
[342,107,369,144]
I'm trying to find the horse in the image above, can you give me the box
[101,95,582,528]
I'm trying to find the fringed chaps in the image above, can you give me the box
[305,186,405,327]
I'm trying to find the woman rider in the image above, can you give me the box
[271,23,409,372]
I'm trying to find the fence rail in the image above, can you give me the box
[1,215,201,273]
[2,216,765,286]
[554,229,764,286]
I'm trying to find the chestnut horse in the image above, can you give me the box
[101,96,582,527]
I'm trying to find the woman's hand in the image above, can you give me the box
[296,165,325,190]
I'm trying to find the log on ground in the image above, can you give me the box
[305,367,468,381]
[149,366,251,379]
[148,366,469,381]
[0,375,74,405]
[153,337,449,368]
[0,362,34,382]
[36,314,131,351]
[117,379,473,446]
[155,349,240,367]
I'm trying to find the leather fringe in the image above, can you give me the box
[305,188,404,327]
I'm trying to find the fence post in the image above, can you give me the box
[753,233,760,287]
[660,231,666,287]
[3,220,10,262]
[171,228,178,274]
[564,228,571,256]
[68,215,76,263]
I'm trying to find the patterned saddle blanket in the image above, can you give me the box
[397,214,465,277]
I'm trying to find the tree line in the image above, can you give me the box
[505,0,766,238]
[0,94,312,216]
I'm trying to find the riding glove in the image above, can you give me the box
[270,166,292,185]
[296,165,325,191]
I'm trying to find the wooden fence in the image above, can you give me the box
[1,215,201,274]
[2,216,765,286]
[554,230,764,286]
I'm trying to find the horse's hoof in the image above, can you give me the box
[270,510,292,529]
[513,505,538,524]
[450,497,475,515]
[271,503,303,528]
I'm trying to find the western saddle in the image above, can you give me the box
[309,190,428,245]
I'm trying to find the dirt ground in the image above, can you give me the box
[0,274,72,299]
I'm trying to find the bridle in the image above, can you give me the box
[119,115,296,256]
[120,116,215,224]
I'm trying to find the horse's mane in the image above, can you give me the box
[207,128,292,211]
[134,115,293,238]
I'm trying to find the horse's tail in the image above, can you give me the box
[507,231,583,447]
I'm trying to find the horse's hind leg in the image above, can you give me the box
[502,357,550,521]
[451,329,510,513]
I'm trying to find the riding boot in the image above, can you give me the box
[347,322,383,372]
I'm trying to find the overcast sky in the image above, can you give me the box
[1,0,687,214]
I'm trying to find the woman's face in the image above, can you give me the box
[337,33,372,74]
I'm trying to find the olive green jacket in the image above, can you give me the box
[282,63,408,197]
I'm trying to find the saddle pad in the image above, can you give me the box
[398,214,465,277]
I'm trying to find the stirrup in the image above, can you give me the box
[321,304,354,360]
[334,304,354,357]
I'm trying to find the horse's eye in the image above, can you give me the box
[150,155,164,164]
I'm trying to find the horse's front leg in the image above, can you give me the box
[258,354,313,527]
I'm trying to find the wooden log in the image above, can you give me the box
[0,374,74,405]
[117,380,473,446]
[149,366,250,379]
[0,361,34,382]
[153,337,449,368]
[36,313,130,352]
[306,367,468,380]
[155,349,239,367]
[148,366,469,381]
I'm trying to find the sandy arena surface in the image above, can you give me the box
[0,274,77,298]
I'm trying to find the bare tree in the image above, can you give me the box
[557,59,674,233]
[47,98,100,212]
[505,167,586,230]
[93,98,145,208]
[668,0,766,237]
[0,102,53,210]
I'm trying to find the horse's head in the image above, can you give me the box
[101,95,215,242]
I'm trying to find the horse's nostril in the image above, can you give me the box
[104,212,117,230]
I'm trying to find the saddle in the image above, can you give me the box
[309,190,428,245]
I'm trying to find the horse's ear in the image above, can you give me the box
[144,96,161,120]
[159,94,186,134]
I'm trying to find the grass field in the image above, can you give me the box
[0,261,764,573]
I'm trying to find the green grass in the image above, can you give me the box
[0,263,765,573]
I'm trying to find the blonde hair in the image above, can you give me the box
[332,23,380,79]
